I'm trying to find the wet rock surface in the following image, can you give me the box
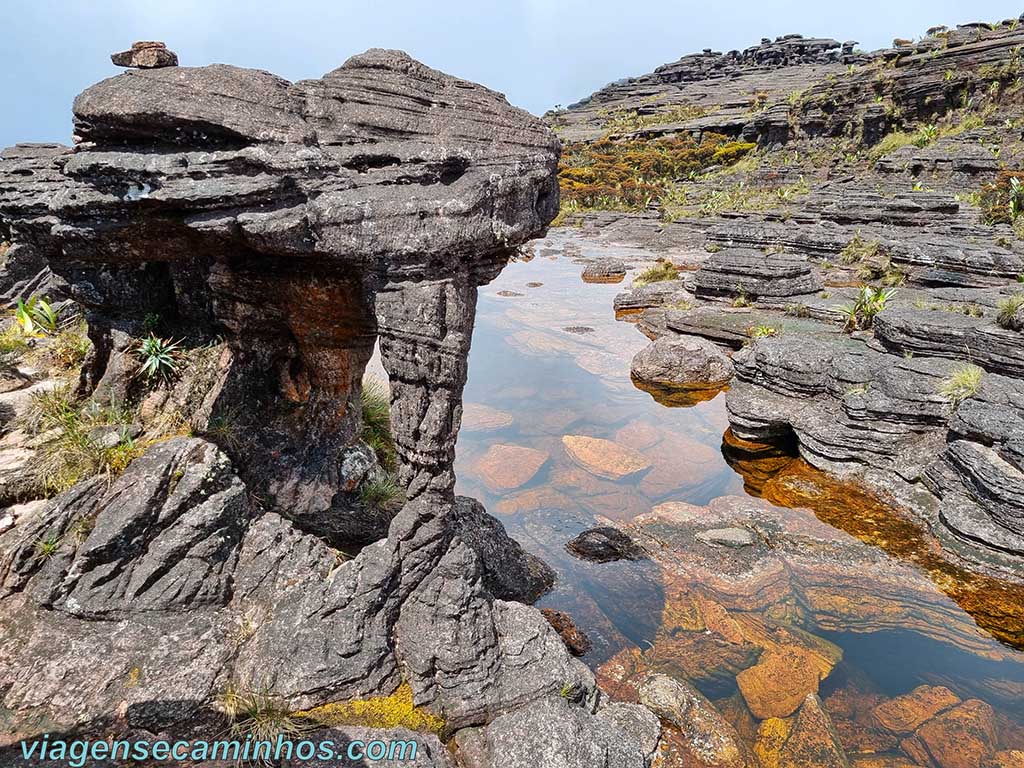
[566,525,647,563]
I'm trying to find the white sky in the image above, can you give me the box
[2,0,1021,147]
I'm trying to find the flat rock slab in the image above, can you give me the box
[696,527,755,548]
[474,444,549,491]
[461,403,515,432]
[562,435,652,480]
[872,684,961,734]
[736,644,835,719]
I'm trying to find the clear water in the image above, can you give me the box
[452,232,1024,754]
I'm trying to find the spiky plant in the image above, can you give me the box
[136,334,181,380]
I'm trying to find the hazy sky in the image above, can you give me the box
[3,1,1022,148]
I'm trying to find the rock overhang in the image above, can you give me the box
[2,48,560,277]
[0,48,561,539]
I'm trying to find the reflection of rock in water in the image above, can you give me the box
[720,427,799,495]
[722,434,1024,651]
[631,373,727,408]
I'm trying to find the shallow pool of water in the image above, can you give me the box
[449,232,1024,756]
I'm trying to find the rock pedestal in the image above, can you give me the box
[0,50,666,768]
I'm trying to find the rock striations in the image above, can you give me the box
[0,51,662,765]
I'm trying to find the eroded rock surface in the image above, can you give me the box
[0,49,659,766]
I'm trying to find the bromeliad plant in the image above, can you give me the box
[837,286,897,332]
[136,334,182,381]
[15,296,60,337]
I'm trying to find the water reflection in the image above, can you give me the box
[454,234,1024,758]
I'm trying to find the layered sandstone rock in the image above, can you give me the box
[0,50,660,766]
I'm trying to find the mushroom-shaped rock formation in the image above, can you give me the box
[0,52,663,766]
[0,48,559,540]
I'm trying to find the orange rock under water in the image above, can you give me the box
[472,443,549,491]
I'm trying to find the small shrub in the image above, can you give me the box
[219,686,311,742]
[996,294,1024,330]
[635,260,679,285]
[136,334,181,381]
[980,171,1024,225]
[15,296,60,337]
[0,326,30,358]
[784,304,811,318]
[750,324,781,339]
[837,286,897,332]
[840,234,883,265]
[24,386,143,495]
[33,532,62,560]
[939,363,984,407]
[204,408,243,453]
[914,123,939,147]
[731,289,752,308]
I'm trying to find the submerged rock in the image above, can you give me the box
[541,608,593,656]
[778,694,849,768]
[472,444,550,491]
[566,526,646,563]
[872,684,961,734]
[638,673,759,768]
[562,435,652,480]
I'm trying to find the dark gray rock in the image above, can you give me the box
[581,259,627,283]
[451,496,554,604]
[613,280,692,313]
[566,526,646,563]
[630,334,734,389]
[695,249,822,300]
[453,696,655,768]
[0,49,559,535]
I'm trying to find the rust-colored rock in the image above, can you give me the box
[986,751,1024,768]
[639,674,759,768]
[540,608,592,656]
[903,699,997,768]
[473,444,549,492]
[779,694,849,768]
[755,717,793,768]
[561,435,652,480]
[872,684,961,734]
[736,645,833,719]
[461,403,515,432]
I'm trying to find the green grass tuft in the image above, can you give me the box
[360,378,396,472]
[996,294,1024,330]
[634,260,679,285]
[939,363,984,407]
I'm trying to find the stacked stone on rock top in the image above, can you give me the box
[110,41,179,69]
